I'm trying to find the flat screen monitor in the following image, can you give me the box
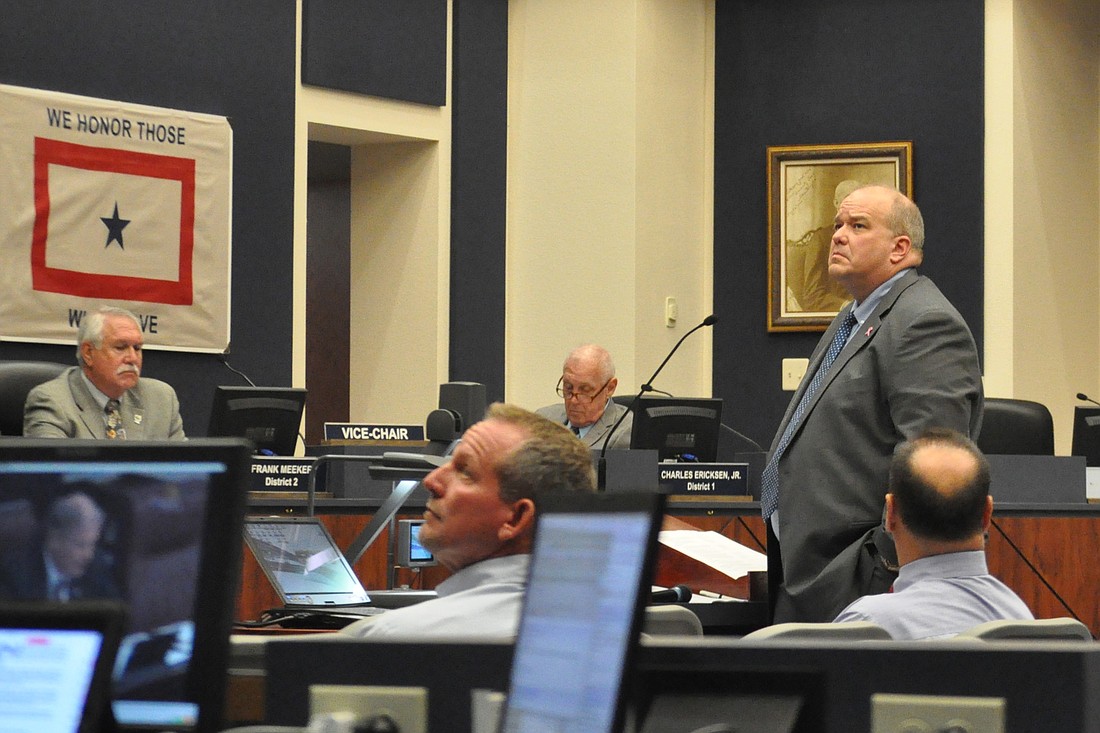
[207,386,306,456]
[498,491,665,733]
[629,397,723,462]
[0,438,253,733]
[1071,406,1100,467]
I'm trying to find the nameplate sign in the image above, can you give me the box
[658,462,749,499]
[250,456,317,492]
[323,423,425,442]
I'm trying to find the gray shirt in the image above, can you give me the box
[341,554,530,641]
[833,550,1033,640]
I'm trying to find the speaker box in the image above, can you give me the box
[437,382,486,433]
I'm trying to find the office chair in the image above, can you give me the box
[0,360,69,436]
[641,604,704,638]
[977,398,1055,455]
[955,617,1093,641]
[742,621,892,641]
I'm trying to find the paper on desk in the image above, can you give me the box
[658,530,767,579]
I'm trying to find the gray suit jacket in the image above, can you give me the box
[769,270,983,623]
[536,400,633,450]
[23,366,186,440]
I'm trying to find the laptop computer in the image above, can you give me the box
[0,600,126,733]
[496,490,666,733]
[242,515,436,627]
[0,438,253,733]
[244,515,375,608]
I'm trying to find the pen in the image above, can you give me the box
[698,589,736,601]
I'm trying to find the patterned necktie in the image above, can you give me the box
[760,311,859,519]
[105,399,124,439]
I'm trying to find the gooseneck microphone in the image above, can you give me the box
[650,584,693,603]
[598,315,719,478]
[220,356,258,387]
[1077,393,1100,408]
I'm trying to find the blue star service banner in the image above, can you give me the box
[0,84,232,352]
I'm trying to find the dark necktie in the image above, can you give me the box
[571,426,580,436]
[760,311,859,519]
[105,399,124,439]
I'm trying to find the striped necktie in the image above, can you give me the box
[760,311,858,519]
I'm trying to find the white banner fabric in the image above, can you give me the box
[0,84,232,352]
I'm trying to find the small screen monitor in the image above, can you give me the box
[1071,406,1100,467]
[396,519,437,568]
[207,386,306,456]
[629,397,723,462]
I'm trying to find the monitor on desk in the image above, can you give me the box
[207,386,306,456]
[0,438,252,733]
[498,491,665,733]
[630,397,723,463]
[1071,406,1100,467]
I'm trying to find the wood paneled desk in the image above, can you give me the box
[240,494,1100,638]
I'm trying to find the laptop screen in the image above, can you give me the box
[498,491,665,733]
[0,601,126,733]
[243,517,370,606]
[0,439,252,733]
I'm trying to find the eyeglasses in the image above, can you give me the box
[556,376,612,404]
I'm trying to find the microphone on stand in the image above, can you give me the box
[220,355,258,386]
[1077,393,1100,408]
[598,315,718,487]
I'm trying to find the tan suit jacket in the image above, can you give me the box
[24,366,186,440]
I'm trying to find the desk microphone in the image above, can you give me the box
[220,355,258,387]
[598,315,719,477]
[1077,393,1100,408]
[650,584,693,603]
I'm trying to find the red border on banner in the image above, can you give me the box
[31,137,196,305]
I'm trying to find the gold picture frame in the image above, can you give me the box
[767,141,913,332]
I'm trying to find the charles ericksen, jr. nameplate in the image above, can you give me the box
[658,462,749,500]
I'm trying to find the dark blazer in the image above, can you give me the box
[536,400,633,450]
[23,366,185,439]
[769,269,983,623]
[0,544,121,601]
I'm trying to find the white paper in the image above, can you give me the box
[658,530,767,579]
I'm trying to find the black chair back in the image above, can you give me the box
[0,361,69,436]
[977,397,1055,455]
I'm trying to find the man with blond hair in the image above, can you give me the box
[343,403,596,640]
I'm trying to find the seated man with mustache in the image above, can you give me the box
[24,305,185,440]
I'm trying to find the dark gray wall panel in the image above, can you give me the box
[0,1,297,436]
[713,0,984,447]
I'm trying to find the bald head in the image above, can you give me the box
[564,344,615,383]
[558,344,619,429]
[889,428,990,543]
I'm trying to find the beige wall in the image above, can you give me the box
[505,0,714,411]
[985,0,1100,452]
[293,0,452,431]
[288,0,1100,454]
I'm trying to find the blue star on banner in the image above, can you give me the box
[101,202,130,249]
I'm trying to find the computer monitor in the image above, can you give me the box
[207,386,306,456]
[629,397,723,462]
[396,519,437,568]
[498,491,666,733]
[1071,406,1100,467]
[0,438,253,733]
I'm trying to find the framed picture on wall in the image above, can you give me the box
[766,141,913,332]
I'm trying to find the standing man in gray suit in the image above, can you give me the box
[24,306,185,440]
[537,344,632,450]
[761,185,983,623]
